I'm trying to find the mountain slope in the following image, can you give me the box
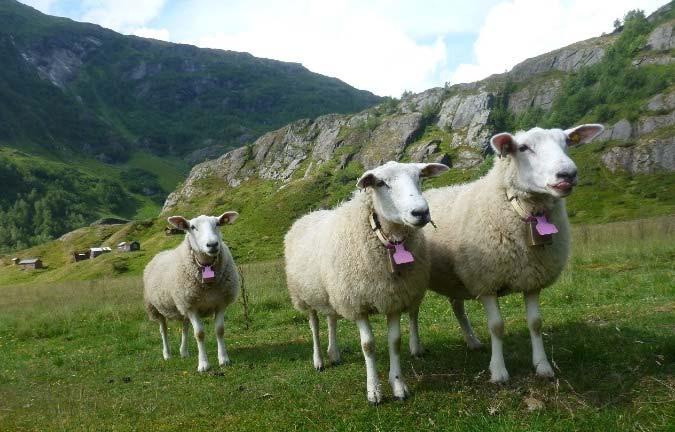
[1,4,674,284]
[0,0,380,251]
[0,0,380,161]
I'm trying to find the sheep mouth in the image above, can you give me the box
[404,218,429,228]
[549,181,575,195]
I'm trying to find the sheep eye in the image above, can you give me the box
[375,180,389,188]
[190,225,196,231]
[518,145,530,152]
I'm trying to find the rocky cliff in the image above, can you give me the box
[164,10,675,213]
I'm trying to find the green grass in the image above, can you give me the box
[0,217,672,431]
[125,152,189,193]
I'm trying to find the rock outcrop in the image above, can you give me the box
[646,21,675,50]
[508,36,611,81]
[437,92,493,151]
[508,78,562,114]
[602,138,675,174]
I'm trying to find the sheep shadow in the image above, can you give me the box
[407,320,674,407]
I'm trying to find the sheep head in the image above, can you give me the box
[168,211,239,258]
[357,161,448,228]
[490,124,604,198]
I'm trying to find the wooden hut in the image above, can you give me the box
[72,251,91,262]
[18,258,43,270]
[117,241,140,252]
[90,246,112,258]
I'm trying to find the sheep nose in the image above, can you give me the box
[411,207,430,222]
[206,242,218,249]
[556,169,577,182]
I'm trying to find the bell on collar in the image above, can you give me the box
[527,221,553,246]
[202,265,216,283]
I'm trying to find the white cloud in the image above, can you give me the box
[451,0,666,84]
[192,1,448,96]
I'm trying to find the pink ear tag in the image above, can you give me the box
[534,215,558,236]
[391,243,415,265]
[202,265,215,283]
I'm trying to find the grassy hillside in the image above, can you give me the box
[0,146,188,252]
[1,139,672,286]
[0,218,672,430]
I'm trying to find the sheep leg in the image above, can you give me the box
[308,310,324,371]
[179,319,190,357]
[387,312,410,400]
[408,306,424,357]
[326,314,341,366]
[356,316,382,404]
[158,316,171,360]
[215,309,231,366]
[525,291,554,378]
[480,295,509,383]
[451,299,483,350]
[187,310,210,373]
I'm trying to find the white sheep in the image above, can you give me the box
[284,161,449,403]
[409,124,604,383]
[143,211,240,372]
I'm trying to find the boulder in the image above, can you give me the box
[359,113,424,168]
[597,119,633,141]
[508,78,562,114]
[645,21,675,51]
[646,91,675,112]
[452,150,483,169]
[400,88,446,113]
[602,137,675,174]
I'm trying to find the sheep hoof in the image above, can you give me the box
[162,353,171,361]
[327,351,341,366]
[410,347,426,358]
[391,381,410,401]
[197,362,210,373]
[219,359,232,367]
[180,351,189,358]
[466,339,484,351]
[314,365,325,372]
[489,366,510,384]
[535,361,555,379]
[367,389,383,405]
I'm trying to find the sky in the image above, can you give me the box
[20,0,666,97]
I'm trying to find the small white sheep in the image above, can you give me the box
[284,161,448,403]
[143,211,240,372]
[409,124,604,383]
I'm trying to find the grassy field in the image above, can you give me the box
[0,217,673,431]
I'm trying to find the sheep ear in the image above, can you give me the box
[356,171,377,189]
[564,124,604,146]
[419,163,449,178]
[490,132,516,156]
[217,211,239,226]
[168,216,189,231]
